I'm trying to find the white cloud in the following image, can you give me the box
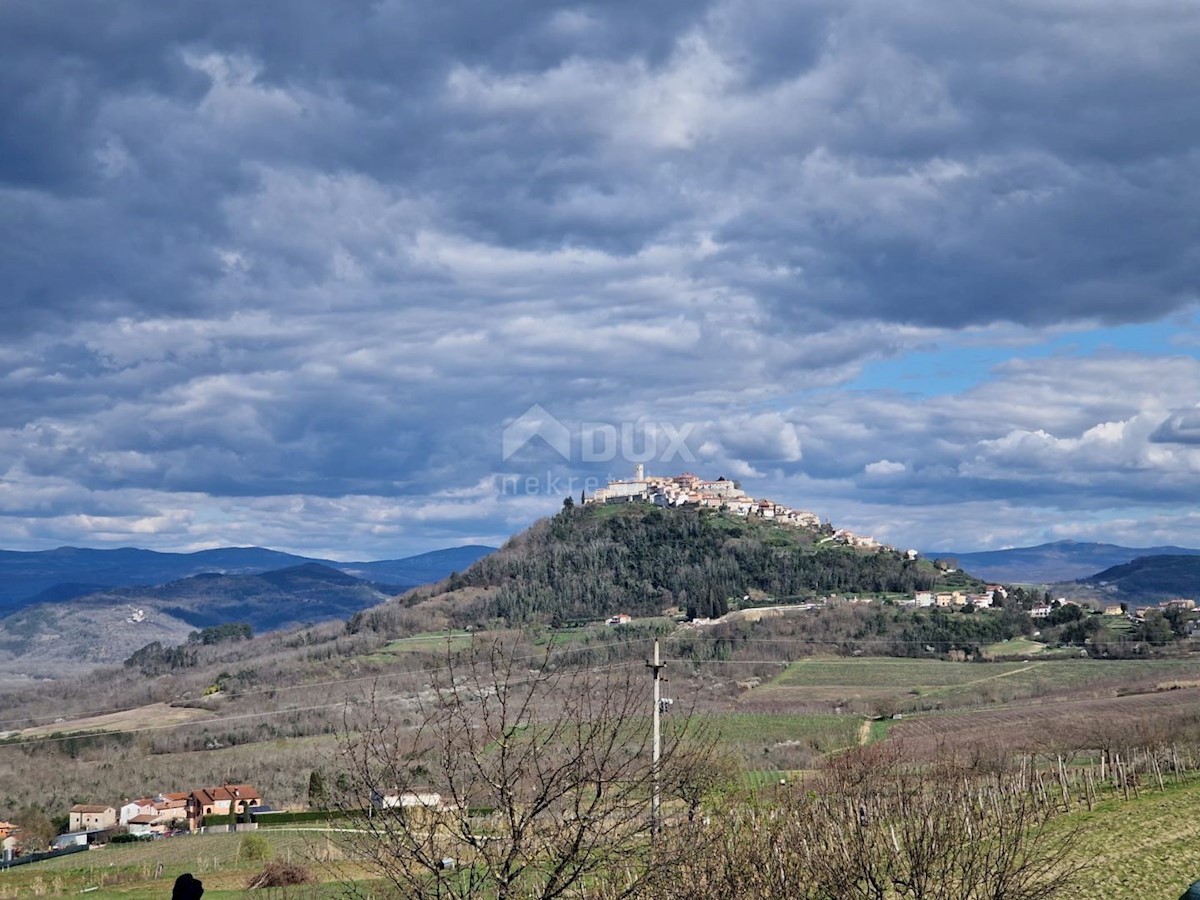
[0,0,1198,554]
[864,459,906,476]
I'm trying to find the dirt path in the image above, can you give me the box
[858,718,872,745]
[919,661,1045,699]
[959,661,1043,687]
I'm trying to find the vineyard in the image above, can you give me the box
[890,684,1200,756]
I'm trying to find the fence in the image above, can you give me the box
[0,843,88,870]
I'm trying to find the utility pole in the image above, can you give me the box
[647,639,666,844]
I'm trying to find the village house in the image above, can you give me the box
[119,798,158,825]
[68,804,116,832]
[125,814,166,837]
[153,796,190,825]
[1103,604,1124,616]
[186,784,262,825]
[118,795,188,832]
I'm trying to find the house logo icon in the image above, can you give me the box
[502,405,572,461]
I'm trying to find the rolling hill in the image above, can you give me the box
[0,563,397,673]
[358,502,966,632]
[926,540,1200,583]
[0,544,496,615]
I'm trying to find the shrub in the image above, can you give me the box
[239,833,272,861]
[108,833,149,844]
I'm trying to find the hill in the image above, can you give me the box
[0,563,394,674]
[337,545,497,585]
[366,502,963,631]
[927,540,1200,583]
[0,544,496,615]
[1078,554,1200,602]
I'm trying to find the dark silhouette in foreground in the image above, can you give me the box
[172,873,203,899]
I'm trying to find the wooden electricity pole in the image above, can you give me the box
[647,639,666,843]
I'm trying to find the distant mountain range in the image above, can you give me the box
[0,544,496,616]
[0,544,496,675]
[0,563,383,669]
[926,540,1200,584]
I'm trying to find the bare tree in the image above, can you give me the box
[328,639,709,899]
[660,746,1087,900]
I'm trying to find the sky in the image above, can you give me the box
[1,0,1198,560]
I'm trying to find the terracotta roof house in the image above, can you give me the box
[187,784,262,825]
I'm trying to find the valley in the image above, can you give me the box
[4,503,1200,896]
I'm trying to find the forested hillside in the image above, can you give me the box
[375,503,961,629]
[1081,555,1200,601]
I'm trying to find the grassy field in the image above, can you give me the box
[380,630,474,654]
[983,636,1048,656]
[0,830,372,898]
[692,711,884,773]
[772,657,1032,688]
[1061,775,1200,899]
[759,655,1200,712]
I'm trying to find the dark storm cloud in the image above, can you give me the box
[0,0,1198,554]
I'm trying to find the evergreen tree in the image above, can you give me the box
[308,770,327,808]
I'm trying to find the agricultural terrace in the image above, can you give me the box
[745,655,1200,714]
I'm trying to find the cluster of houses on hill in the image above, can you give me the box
[587,467,897,552]
[50,784,263,849]
[1132,597,1196,619]
[899,587,1008,609]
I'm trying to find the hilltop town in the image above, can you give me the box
[586,466,894,551]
